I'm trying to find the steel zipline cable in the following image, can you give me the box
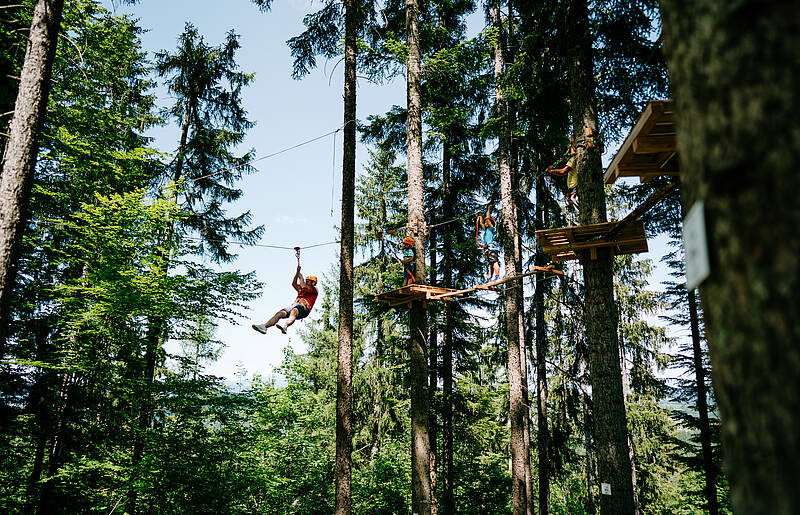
[192,121,355,183]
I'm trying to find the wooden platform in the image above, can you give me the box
[374,284,464,306]
[536,221,648,262]
[604,100,680,185]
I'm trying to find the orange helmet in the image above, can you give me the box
[305,275,318,284]
[402,236,415,246]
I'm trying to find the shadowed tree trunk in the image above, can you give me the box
[334,0,357,510]
[660,5,800,511]
[492,1,528,513]
[440,139,455,515]
[566,0,635,512]
[580,356,597,515]
[0,0,64,344]
[688,288,717,515]
[534,174,551,515]
[406,0,431,512]
[428,227,439,515]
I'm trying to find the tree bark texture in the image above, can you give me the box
[0,0,64,342]
[688,288,717,515]
[492,2,528,514]
[566,0,636,513]
[534,175,551,515]
[334,1,357,511]
[406,0,431,512]
[428,227,439,515]
[580,357,597,515]
[440,140,455,515]
[659,2,800,513]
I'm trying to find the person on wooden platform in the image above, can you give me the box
[252,267,318,334]
[398,236,417,286]
[547,144,578,208]
[476,205,501,280]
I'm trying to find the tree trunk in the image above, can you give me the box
[440,140,455,515]
[510,83,533,515]
[0,0,64,343]
[619,340,641,514]
[580,357,597,515]
[36,373,75,514]
[566,0,636,513]
[492,2,528,513]
[334,0,357,511]
[428,227,439,515]
[534,174,551,515]
[128,90,195,515]
[406,0,431,512]
[660,2,800,512]
[688,288,717,515]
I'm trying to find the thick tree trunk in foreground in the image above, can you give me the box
[566,0,635,513]
[660,4,800,512]
[406,0,431,512]
[0,0,64,343]
[334,0,357,511]
[492,2,528,513]
[688,288,717,515]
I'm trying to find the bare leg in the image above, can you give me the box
[277,308,300,333]
[264,309,288,328]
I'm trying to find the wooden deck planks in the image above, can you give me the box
[604,99,680,185]
[374,284,464,306]
[536,221,648,262]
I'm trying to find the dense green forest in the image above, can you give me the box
[2,0,798,514]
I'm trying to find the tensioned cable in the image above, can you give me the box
[191,119,357,184]
[192,126,344,183]
[30,219,339,252]
[183,235,339,251]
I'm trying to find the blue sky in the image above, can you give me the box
[104,0,678,382]
[104,0,412,380]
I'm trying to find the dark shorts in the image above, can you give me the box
[485,249,500,265]
[282,302,310,319]
[404,263,416,283]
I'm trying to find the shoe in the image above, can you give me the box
[276,324,287,335]
[252,323,267,334]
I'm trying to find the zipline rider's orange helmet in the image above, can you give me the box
[305,275,318,285]
[402,236,415,246]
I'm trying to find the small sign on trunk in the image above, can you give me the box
[684,200,711,290]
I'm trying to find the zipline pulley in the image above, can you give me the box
[294,246,301,267]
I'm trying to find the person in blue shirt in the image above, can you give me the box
[399,236,416,286]
[476,205,501,280]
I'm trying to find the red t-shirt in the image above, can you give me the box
[295,284,318,311]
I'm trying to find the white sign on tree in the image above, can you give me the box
[683,200,711,290]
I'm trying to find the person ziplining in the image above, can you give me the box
[252,248,319,335]
[476,204,501,280]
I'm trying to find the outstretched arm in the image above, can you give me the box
[547,164,571,177]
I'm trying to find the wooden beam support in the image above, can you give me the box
[604,181,680,241]
[633,134,677,154]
